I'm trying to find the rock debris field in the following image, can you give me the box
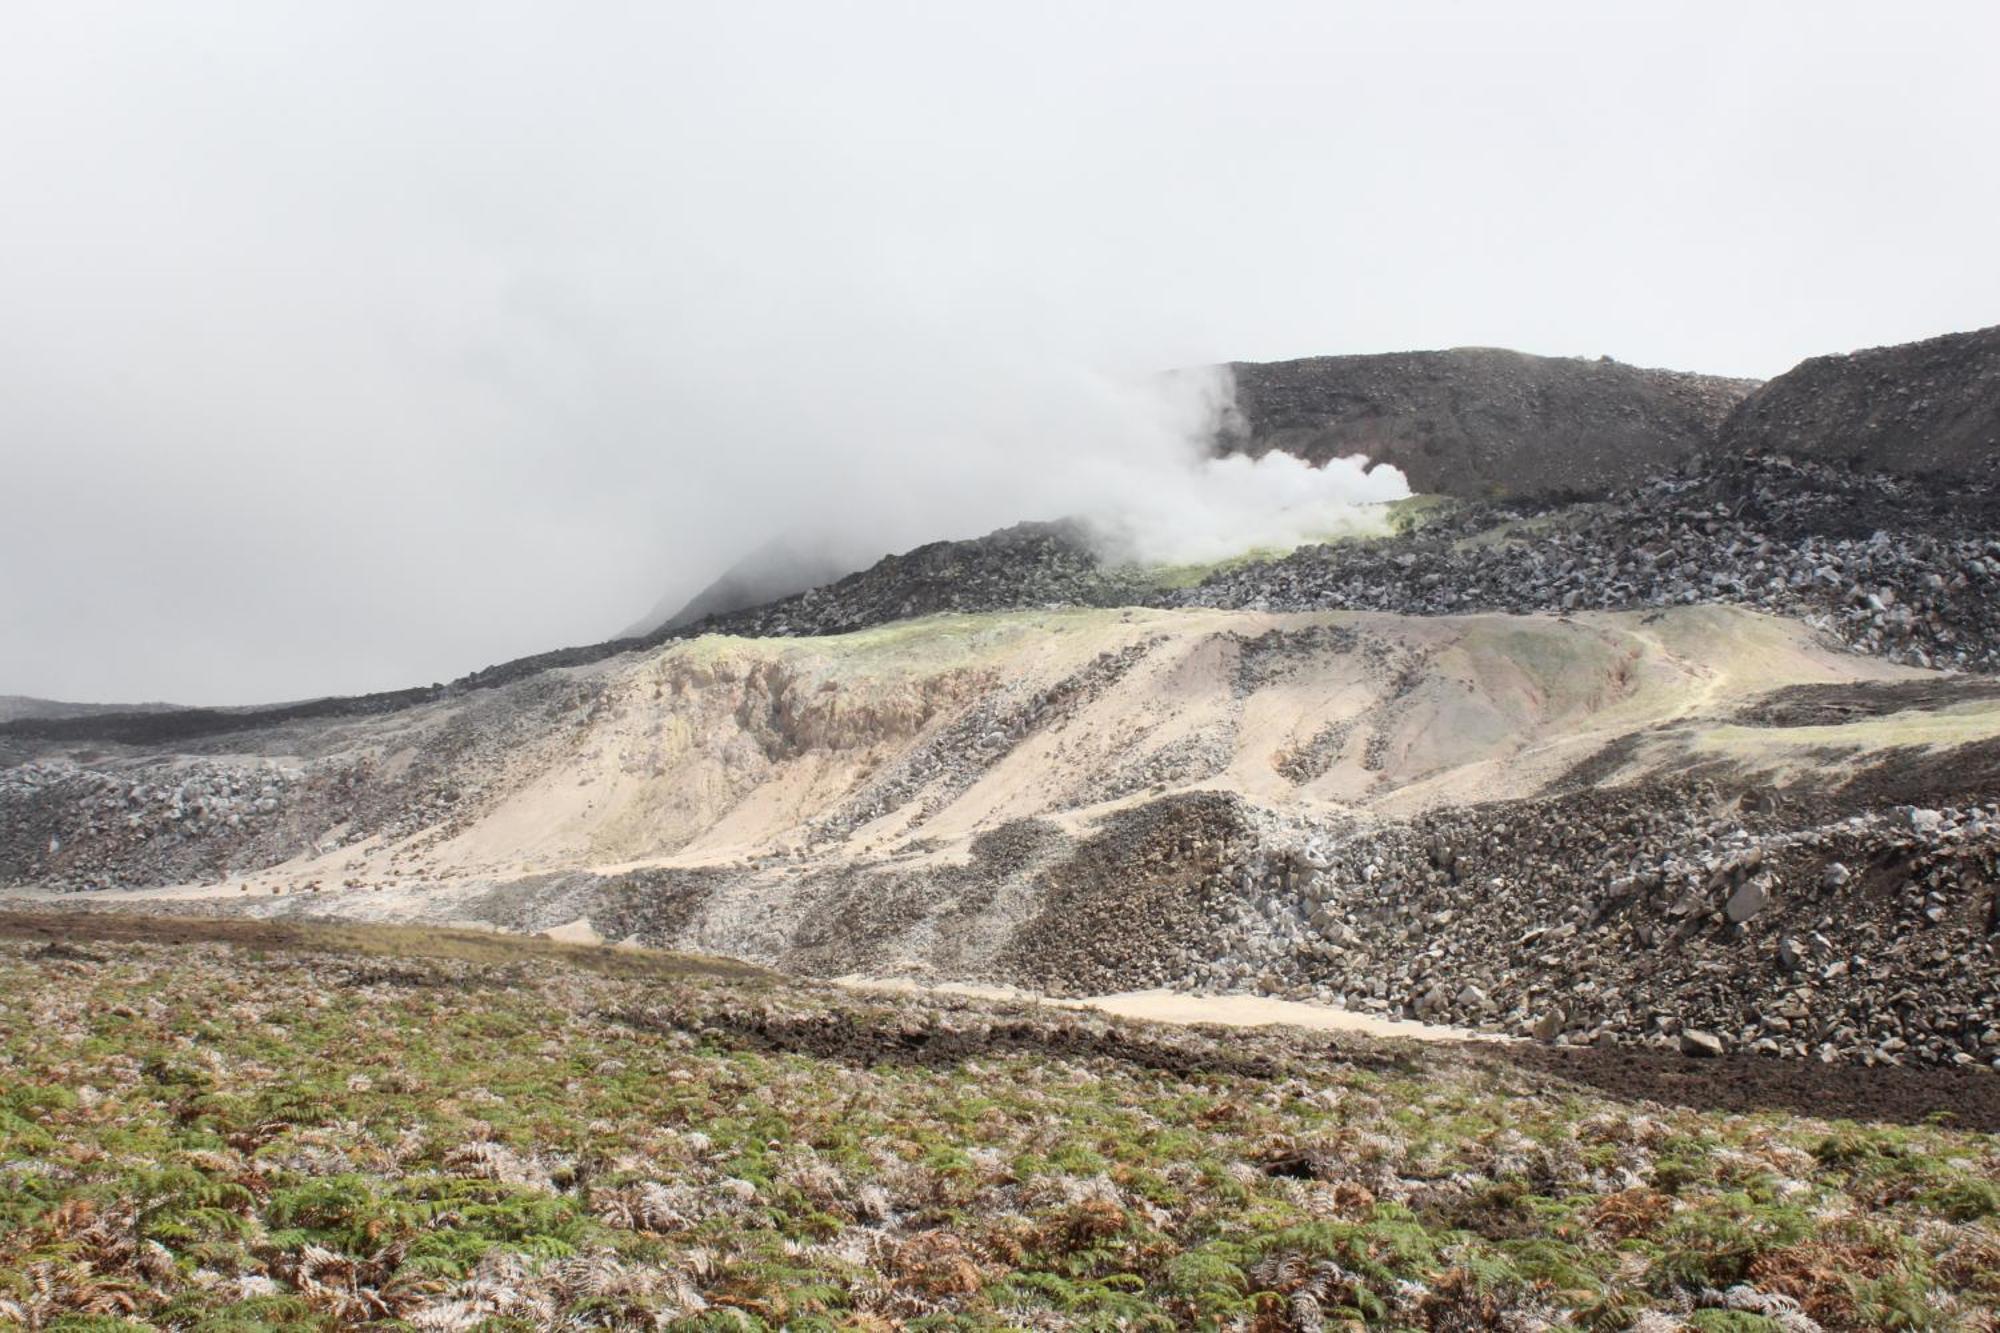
[693,453,2000,675]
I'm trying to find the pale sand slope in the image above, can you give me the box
[537,917,605,946]
[22,602,1980,912]
[319,602,1935,877]
[14,601,2000,995]
[836,976,1498,1043]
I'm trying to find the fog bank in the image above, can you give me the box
[3,2,1996,702]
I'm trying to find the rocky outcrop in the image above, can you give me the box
[0,671,611,891]
[1195,781,2000,1070]
[558,450,2000,675]
[1220,348,1758,500]
[1720,324,2000,479]
[1169,453,2000,672]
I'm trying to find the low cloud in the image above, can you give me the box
[2,4,1995,702]
[691,361,1411,601]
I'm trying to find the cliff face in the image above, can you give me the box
[1222,347,1759,500]
[1719,324,2000,479]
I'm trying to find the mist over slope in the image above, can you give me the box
[629,364,1414,638]
[647,322,1990,647]
[6,323,1998,741]
[0,696,187,725]
[622,535,870,639]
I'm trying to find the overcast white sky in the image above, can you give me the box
[3,1,1997,704]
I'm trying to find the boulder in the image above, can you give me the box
[1724,878,1770,924]
[1680,1029,1727,1058]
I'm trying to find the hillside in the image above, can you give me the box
[0,696,186,725]
[1721,324,2000,478]
[9,9,1997,1324]
[8,327,2000,1074]
[11,327,1985,756]
[1220,348,1758,499]
[8,597,2000,1066]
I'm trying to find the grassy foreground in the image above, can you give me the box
[0,920,1996,1330]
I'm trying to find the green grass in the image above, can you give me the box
[0,923,1994,1329]
[0,910,769,984]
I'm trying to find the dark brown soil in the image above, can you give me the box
[607,1001,1421,1082]
[1497,1040,2000,1133]
[666,997,2000,1131]
[1733,678,2000,728]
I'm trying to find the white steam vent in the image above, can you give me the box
[1058,364,1412,567]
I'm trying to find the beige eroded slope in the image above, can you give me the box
[202,602,1952,900]
[19,601,2000,1037]
[24,599,2000,1003]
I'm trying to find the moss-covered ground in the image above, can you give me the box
[1,917,1994,1330]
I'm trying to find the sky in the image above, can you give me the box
[3,1,1997,705]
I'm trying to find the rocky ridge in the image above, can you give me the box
[691,451,2000,675]
[622,533,870,638]
[1720,323,2000,479]
[0,671,612,892]
[1169,453,2000,672]
[696,520,1149,639]
[1221,347,1759,499]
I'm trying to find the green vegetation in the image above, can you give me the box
[1,922,1994,1329]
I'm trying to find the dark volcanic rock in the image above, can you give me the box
[695,520,1154,638]
[1169,452,2000,673]
[1189,775,2000,1069]
[1719,324,2000,479]
[1222,348,1758,500]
